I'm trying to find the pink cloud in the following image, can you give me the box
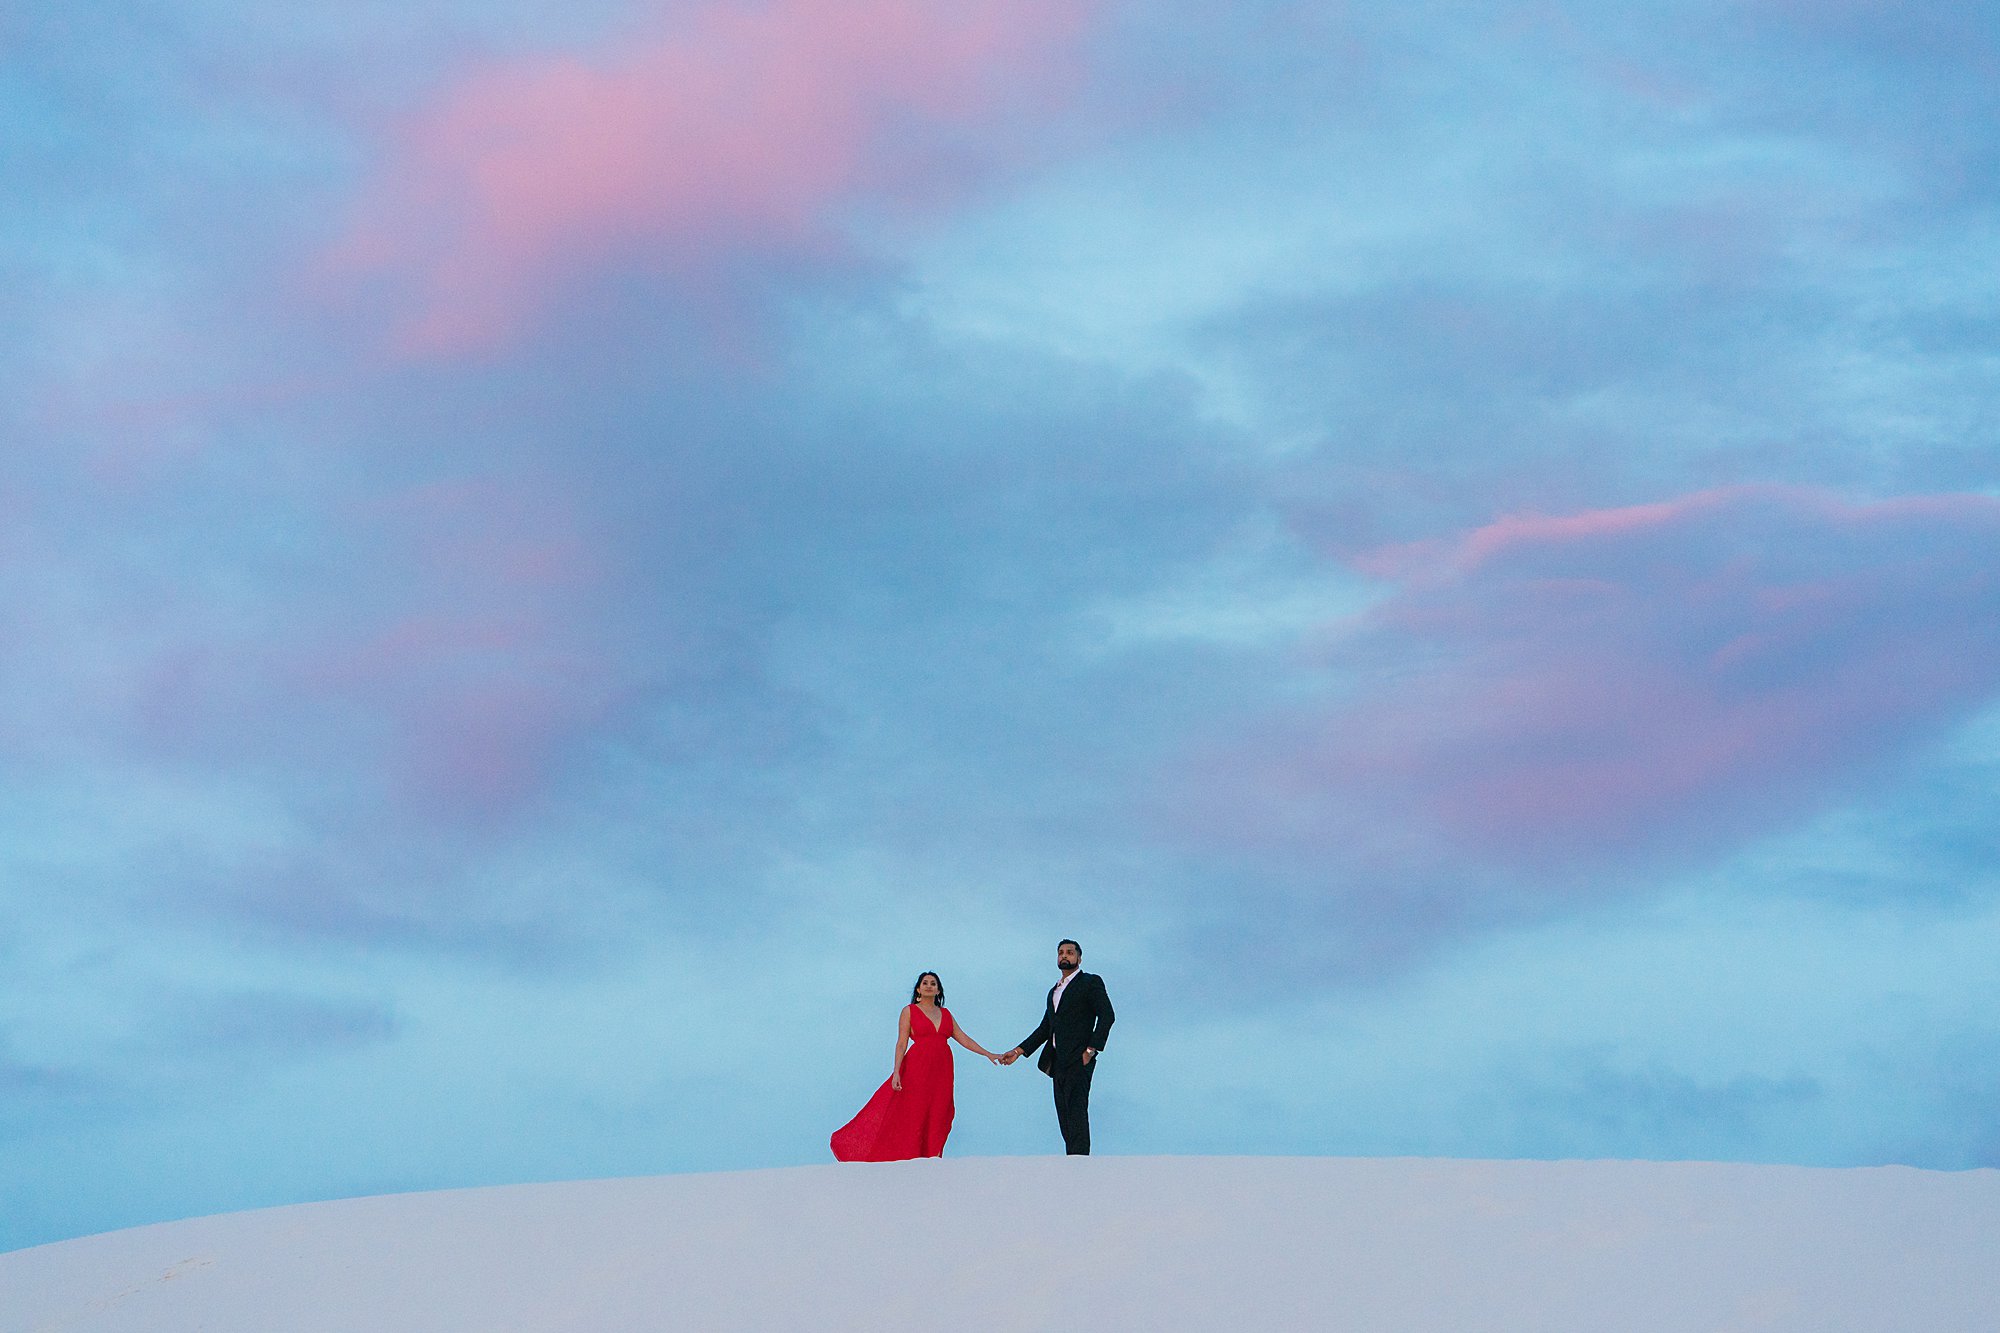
[283,478,620,820]
[327,0,1088,355]
[1200,486,2000,878]
[48,473,625,826]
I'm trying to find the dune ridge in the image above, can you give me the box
[4,1156,1996,1332]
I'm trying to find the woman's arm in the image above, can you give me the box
[891,1007,912,1090]
[949,1021,1002,1062]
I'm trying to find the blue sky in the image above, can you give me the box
[5,0,2000,1249]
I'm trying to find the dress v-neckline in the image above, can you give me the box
[914,1003,944,1032]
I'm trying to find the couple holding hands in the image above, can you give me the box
[830,939,1115,1161]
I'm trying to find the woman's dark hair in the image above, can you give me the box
[910,971,944,1005]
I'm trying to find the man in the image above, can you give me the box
[1001,939,1115,1155]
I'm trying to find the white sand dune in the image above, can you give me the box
[4,1156,1995,1332]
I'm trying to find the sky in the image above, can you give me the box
[4,0,2000,1251]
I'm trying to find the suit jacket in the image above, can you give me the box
[1018,971,1114,1077]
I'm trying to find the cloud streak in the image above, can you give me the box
[1195,485,2000,899]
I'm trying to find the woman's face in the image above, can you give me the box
[917,974,941,1002]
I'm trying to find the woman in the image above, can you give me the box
[830,971,1002,1162]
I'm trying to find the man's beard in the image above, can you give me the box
[1058,960,1077,972]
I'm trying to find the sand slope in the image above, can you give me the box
[4,1156,1996,1332]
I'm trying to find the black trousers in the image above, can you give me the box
[1051,1057,1095,1155]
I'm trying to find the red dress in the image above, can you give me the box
[830,1005,956,1161]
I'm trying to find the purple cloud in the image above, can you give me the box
[0,462,632,833]
[1195,486,2000,883]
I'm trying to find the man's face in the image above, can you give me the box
[1056,943,1080,973]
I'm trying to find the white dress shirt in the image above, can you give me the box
[1050,969,1077,1014]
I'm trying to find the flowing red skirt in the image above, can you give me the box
[831,1015,956,1161]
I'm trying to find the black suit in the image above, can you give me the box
[1018,971,1114,1155]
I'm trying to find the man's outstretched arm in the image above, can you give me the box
[1010,1008,1053,1065]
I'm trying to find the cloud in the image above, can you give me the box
[327,0,1089,355]
[1497,1046,1825,1160]
[0,1042,93,1106]
[1185,486,2000,925]
[142,989,402,1065]
[0,468,624,826]
[0,987,396,1134]
[0,292,1249,962]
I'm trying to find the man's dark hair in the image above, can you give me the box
[1057,939,1082,956]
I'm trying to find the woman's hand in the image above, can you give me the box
[891,1072,903,1091]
